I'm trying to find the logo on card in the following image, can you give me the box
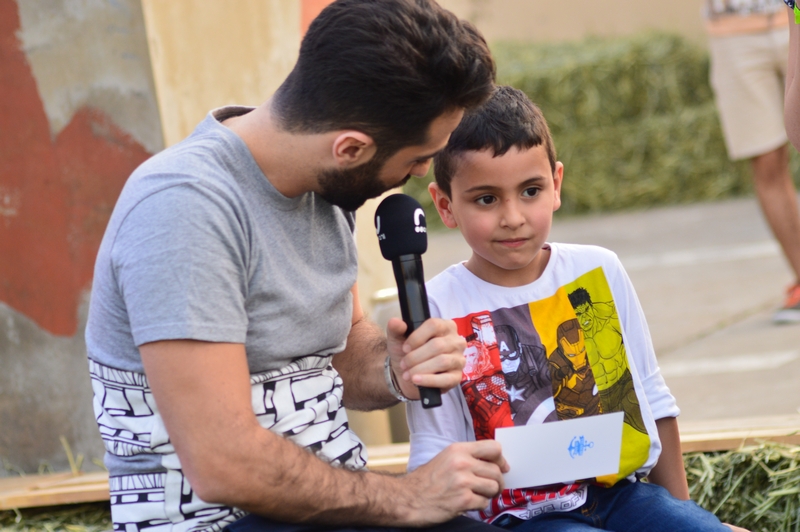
[568,435,594,458]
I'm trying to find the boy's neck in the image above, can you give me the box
[464,245,552,288]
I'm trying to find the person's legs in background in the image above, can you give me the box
[751,144,800,322]
[709,27,800,323]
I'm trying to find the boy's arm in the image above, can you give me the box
[646,417,689,500]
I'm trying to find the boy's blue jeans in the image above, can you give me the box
[223,481,729,532]
[493,480,729,532]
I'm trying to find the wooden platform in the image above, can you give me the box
[2,415,798,511]
[0,471,110,511]
[678,414,800,453]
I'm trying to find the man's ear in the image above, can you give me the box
[331,131,377,167]
[429,182,458,229]
[552,161,564,212]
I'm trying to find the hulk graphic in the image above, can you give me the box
[568,288,646,434]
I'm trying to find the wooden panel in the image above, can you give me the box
[679,415,800,454]
[0,472,109,511]
[140,0,300,147]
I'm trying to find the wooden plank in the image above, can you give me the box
[366,443,411,474]
[0,472,109,511]
[680,431,800,454]
[679,415,800,453]
[0,473,74,493]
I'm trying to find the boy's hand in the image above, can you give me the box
[385,316,466,400]
[399,440,508,525]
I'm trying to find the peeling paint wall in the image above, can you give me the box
[0,0,161,474]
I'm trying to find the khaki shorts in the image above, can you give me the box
[709,28,789,160]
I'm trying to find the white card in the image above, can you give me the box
[494,411,625,489]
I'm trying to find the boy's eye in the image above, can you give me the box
[522,187,540,198]
[475,195,496,206]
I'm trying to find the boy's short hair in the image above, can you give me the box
[272,0,495,159]
[433,85,556,197]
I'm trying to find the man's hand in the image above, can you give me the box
[398,440,508,525]
[386,316,466,400]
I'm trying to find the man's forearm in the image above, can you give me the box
[332,316,400,411]
[214,423,410,524]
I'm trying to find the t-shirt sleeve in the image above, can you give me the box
[111,183,250,346]
[405,283,475,472]
[406,386,474,471]
[610,256,680,421]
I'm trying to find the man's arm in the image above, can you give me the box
[786,8,800,151]
[140,339,507,526]
[332,283,466,410]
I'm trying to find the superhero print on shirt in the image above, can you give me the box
[458,312,514,440]
[451,266,651,494]
[547,318,602,419]
[567,287,646,434]
[533,267,651,484]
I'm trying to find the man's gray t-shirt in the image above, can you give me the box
[85,107,366,531]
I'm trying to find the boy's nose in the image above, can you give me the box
[500,201,525,228]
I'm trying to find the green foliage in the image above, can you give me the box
[405,32,800,226]
[685,442,800,532]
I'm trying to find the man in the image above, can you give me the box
[706,0,800,323]
[85,1,507,531]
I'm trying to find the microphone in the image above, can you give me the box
[374,194,442,409]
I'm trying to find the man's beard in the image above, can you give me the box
[317,155,411,211]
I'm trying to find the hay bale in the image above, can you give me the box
[685,442,800,531]
[0,502,111,532]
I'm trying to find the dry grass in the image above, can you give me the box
[0,502,111,532]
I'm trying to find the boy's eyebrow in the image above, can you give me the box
[462,176,548,194]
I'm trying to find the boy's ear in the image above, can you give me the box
[331,131,377,168]
[552,161,564,212]
[428,182,458,229]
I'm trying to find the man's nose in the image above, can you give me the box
[410,159,432,178]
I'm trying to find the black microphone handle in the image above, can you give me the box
[391,254,442,409]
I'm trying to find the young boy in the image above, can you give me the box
[405,86,742,532]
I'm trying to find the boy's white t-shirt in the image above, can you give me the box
[406,242,679,523]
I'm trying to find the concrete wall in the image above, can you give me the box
[0,0,161,475]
